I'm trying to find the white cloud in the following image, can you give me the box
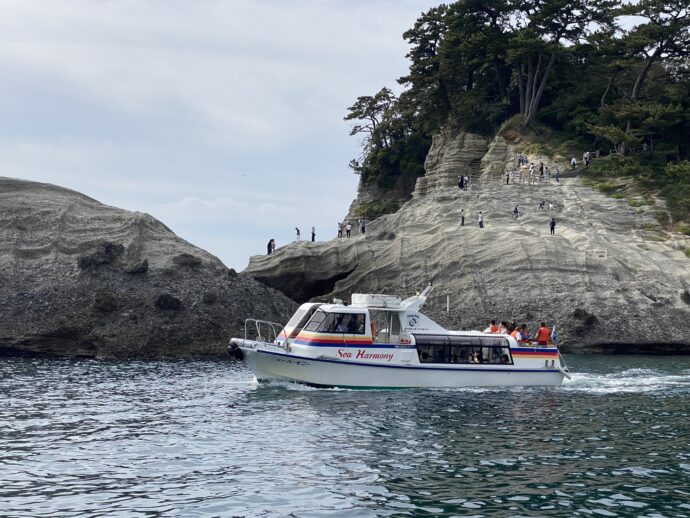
[0,0,439,268]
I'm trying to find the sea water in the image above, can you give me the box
[1,355,689,517]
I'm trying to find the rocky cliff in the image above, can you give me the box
[0,177,297,358]
[245,129,690,353]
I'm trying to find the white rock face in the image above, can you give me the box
[246,130,690,352]
[0,177,296,357]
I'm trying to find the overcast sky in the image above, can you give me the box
[0,0,440,269]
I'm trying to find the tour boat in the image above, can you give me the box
[229,286,571,388]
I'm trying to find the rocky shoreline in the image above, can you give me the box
[244,129,690,354]
[0,177,297,358]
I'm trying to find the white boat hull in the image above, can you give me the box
[241,346,565,388]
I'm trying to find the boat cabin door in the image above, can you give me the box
[388,312,401,344]
[370,310,401,345]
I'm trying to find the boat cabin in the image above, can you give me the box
[276,291,517,366]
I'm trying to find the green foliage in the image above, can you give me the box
[344,0,690,224]
[684,247,690,259]
[353,200,402,220]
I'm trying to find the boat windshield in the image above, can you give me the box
[283,304,322,339]
[304,310,367,334]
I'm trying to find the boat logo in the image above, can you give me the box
[407,315,418,327]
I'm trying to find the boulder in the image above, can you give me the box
[0,177,297,358]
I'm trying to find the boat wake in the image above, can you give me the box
[562,368,690,394]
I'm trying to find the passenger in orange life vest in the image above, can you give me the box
[484,320,499,333]
[535,322,550,345]
[509,325,521,343]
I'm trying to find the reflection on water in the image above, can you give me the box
[1,355,689,516]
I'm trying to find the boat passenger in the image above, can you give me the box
[498,321,508,334]
[484,320,499,333]
[535,322,550,346]
[334,316,348,333]
[519,324,531,343]
[501,354,510,364]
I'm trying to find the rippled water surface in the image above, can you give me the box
[2,355,690,517]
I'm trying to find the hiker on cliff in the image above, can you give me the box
[458,175,464,191]
[549,217,556,235]
[311,226,316,242]
[539,200,545,210]
[337,222,343,238]
[346,223,352,237]
[555,168,560,182]
[506,171,510,185]
[460,208,465,227]
[478,211,484,228]
[295,227,301,242]
[570,157,577,170]
[464,175,470,191]
[359,218,366,235]
[513,205,519,219]
[545,165,551,179]
[267,239,273,255]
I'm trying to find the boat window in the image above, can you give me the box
[415,335,513,365]
[284,305,322,338]
[303,310,327,332]
[310,312,367,334]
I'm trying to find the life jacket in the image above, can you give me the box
[490,325,498,333]
[510,330,521,341]
[536,327,550,342]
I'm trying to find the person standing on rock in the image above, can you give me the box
[506,171,510,185]
[295,227,301,242]
[267,239,273,255]
[556,168,560,182]
[571,157,577,170]
[458,175,464,191]
[359,218,366,235]
[478,211,484,229]
[460,209,465,227]
[549,217,556,235]
[346,223,352,237]
[464,175,470,191]
[337,222,343,238]
[311,226,316,242]
[513,205,519,220]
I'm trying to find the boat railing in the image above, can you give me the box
[244,319,284,345]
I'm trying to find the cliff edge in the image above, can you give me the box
[245,129,690,353]
[0,177,297,358]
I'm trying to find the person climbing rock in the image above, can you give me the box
[295,227,301,242]
[513,205,519,219]
[460,208,465,227]
[549,217,556,235]
[311,226,316,242]
[478,211,484,229]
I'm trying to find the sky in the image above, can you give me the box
[0,0,441,269]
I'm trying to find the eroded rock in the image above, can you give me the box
[0,176,297,358]
[245,129,690,353]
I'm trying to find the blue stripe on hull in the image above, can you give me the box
[256,349,561,374]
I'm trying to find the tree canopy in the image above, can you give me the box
[345,0,690,224]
